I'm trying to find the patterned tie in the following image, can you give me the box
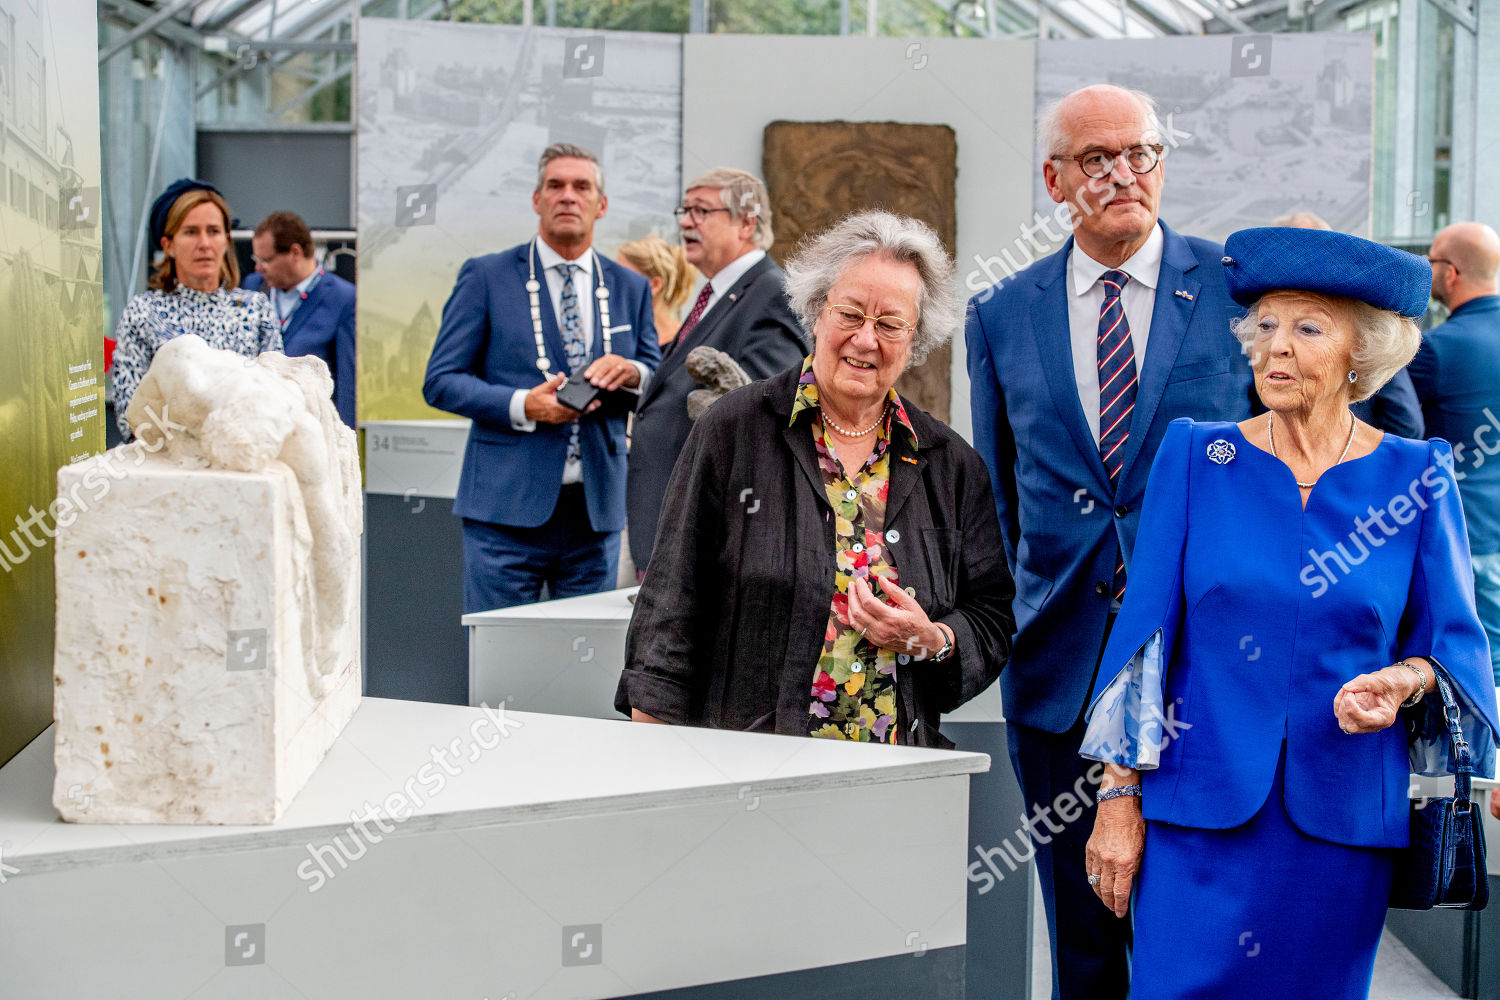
[558,262,587,465]
[1097,268,1137,602]
[674,282,715,346]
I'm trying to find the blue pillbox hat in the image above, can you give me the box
[1221,227,1432,320]
[149,178,228,249]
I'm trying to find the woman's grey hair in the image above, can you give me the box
[1036,85,1161,162]
[783,210,958,368]
[684,167,774,250]
[1231,296,1421,404]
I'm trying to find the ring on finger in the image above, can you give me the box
[1087,872,1102,886]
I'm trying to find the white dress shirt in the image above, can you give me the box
[507,241,650,486]
[271,266,320,321]
[1067,222,1164,443]
[695,248,766,320]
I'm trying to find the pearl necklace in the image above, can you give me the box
[1269,411,1356,489]
[823,405,886,438]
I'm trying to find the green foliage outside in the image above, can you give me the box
[448,0,968,37]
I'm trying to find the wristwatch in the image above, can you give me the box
[929,625,954,662]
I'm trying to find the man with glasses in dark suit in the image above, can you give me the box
[966,84,1255,999]
[627,168,806,575]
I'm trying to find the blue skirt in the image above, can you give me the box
[1131,749,1396,999]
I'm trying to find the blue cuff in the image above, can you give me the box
[1080,630,1171,770]
[1408,664,1499,779]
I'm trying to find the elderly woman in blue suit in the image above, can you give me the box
[1080,227,1500,999]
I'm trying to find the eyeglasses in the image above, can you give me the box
[673,204,732,224]
[825,304,917,340]
[1052,144,1164,179]
[250,250,284,266]
[1428,256,1460,275]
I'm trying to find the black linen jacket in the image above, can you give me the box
[615,364,1015,748]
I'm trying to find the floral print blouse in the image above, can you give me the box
[111,286,282,440]
[790,357,918,743]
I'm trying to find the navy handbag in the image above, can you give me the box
[1389,673,1490,911]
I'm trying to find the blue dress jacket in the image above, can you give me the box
[422,242,659,533]
[966,223,1256,732]
[1407,294,1500,554]
[1082,419,1500,847]
[243,270,357,427]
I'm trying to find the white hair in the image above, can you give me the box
[1231,296,1420,404]
[783,211,958,368]
[684,167,773,250]
[1036,85,1161,162]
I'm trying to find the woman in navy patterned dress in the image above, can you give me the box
[111,181,280,439]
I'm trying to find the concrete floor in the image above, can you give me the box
[1027,871,1459,999]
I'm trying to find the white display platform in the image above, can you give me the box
[466,587,639,717]
[0,697,986,999]
[465,585,1006,723]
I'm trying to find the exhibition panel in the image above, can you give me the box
[0,0,106,770]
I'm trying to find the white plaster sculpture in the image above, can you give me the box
[52,335,362,824]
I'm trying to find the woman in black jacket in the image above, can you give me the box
[615,211,1014,748]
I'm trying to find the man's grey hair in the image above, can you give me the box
[1036,85,1161,163]
[1231,296,1420,404]
[536,142,604,194]
[684,167,773,250]
[783,211,958,368]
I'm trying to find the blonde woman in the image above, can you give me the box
[617,234,696,346]
[111,179,280,439]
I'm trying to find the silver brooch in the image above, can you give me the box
[1206,439,1236,465]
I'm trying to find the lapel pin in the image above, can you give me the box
[1174,290,1195,301]
[900,455,918,464]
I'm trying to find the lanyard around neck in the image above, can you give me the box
[276,267,324,325]
[526,237,611,374]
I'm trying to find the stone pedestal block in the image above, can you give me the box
[52,454,360,824]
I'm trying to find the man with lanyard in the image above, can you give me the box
[424,143,660,612]
[245,210,357,427]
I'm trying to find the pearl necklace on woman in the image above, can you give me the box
[1269,410,1356,489]
[823,405,887,438]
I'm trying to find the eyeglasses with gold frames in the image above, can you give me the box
[825,303,917,340]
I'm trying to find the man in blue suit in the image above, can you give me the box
[1409,221,1500,685]
[966,85,1254,999]
[424,143,660,612]
[243,211,357,427]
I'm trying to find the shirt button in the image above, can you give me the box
[1094,581,1109,596]
[851,661,863,673]
[1114,505,1128,519]
[886,529,901,543]
[845,489,858,501]
[851,543,864,553]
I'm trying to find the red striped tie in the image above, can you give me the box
[674,283,715,346]
[1097,269,1137,601]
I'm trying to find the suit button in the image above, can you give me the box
[1114,505,1128,518]
[1094,581,1108,596]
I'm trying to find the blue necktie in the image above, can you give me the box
[1097,268,1137,601]
[558,262,587,466]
